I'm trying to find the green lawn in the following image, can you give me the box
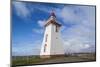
[12,53,96,67]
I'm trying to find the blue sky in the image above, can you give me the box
[12,1,96,56]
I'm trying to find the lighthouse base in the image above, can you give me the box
[40,54,65,58]
[40,55,50,58]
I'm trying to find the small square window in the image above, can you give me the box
[45,34,48,42]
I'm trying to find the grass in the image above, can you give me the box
[12,56,42,65]
[12,53,96,67]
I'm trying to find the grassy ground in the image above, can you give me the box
[12,53,96,67]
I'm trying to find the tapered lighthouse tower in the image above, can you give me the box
[40,11,64,58]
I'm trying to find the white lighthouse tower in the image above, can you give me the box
[40,11,64,58]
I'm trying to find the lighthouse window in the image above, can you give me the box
[56,25,58,32]
[44,44,47,52]
[45,34,48,42]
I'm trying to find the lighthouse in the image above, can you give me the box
[40,11,64,58]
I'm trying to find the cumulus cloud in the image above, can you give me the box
[59,6,96,53]
[13,1,30,18]
[62,24,95,53]
[63,39,93,54]
[12,40,41,56]
[56,6,95,26]
[32,28,44,34]
[33,20,46,34]
[37,20,46,27]
[60,7,81,24]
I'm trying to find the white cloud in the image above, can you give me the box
[84,44,90,49]
[63,39,92,53]
[32,28,44,34]
[37,20,46,27]
[56,6,95,26]
[12,40,41,56]
[61,25,66,32]
[62,24,95,53]
[33,20,46,34]
[13,1,30,18]
[60,7,81,24]
[59,6,95,53]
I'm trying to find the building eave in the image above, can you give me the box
[44,20,61,27]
